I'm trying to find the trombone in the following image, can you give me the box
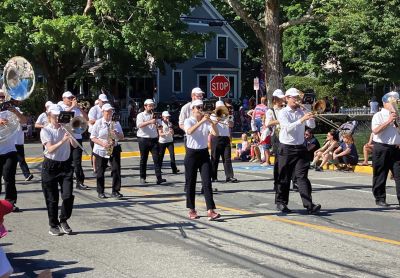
[63,116,89,155]
[296,99,341,130]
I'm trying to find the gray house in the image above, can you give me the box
[155,0,247,103]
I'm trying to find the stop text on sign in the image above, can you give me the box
[210,75,230,98]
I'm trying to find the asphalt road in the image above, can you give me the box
[2,140,400,278]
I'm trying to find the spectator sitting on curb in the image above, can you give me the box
[234,133,251,161]
[361,133,374,166]
[333,133,359,171]
[310,129,339,171]
[249,133,261,163]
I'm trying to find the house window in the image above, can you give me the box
[197,75,208,94]
[217,36,228,59]
[173,70,182,93]
[195,43,206,59]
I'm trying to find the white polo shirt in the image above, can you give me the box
[184,117,211,149]
[136,111,158,138]
[210,115,230,137]
[265,106,283,136]
[59,103,83,140]
[91,118,123,158]
[35,112,48,127]
[0,111,18,155]
[158,120,173,144]
[179,102,192,127]
[278,106,315,145]
[88,105,103,133]
[40,124,71,161]
[372,108,400,145]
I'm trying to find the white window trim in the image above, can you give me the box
[172,70,183,93]
[195,43,207,59]
[216,35,228,60]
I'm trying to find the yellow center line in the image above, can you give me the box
[112,186,400,247]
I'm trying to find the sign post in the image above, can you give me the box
[210,75,230,99]
[253,77,259,105]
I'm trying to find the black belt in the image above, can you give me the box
[373,142,398,148]
[281,144,304,149]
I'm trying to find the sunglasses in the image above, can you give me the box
[0,95,5,99]
[67,96,75,100]
[194,105,203,110]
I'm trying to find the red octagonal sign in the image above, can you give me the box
[210,75,230,98]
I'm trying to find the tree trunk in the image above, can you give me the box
[46,75,66,101]
[264,0,283,105]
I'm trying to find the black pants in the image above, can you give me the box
[0,151,18,205]
[138,137,162,180]
[41,158,74,228]
[185,148,216,210]
[275,144,314,209]
[159,142,178,172]
[211,136,234,180]
[273,138,280,191]
[372,142,400,203]
[94,146,122,194]
[70,139,85,184]
[16,144,31,179]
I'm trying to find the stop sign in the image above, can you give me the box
[210,75,230,97]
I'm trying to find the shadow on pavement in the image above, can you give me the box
[78,222,199,235]
[7,249,93,278]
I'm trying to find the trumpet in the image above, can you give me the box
[296,98,340,130]
[106,121,116,157]
[78,100,91,110]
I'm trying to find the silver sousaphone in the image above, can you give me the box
[0,56,35,143]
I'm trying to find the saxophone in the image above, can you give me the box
[106,121,116,157]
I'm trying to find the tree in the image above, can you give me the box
[217,0,323,100]
[0,0,207,100]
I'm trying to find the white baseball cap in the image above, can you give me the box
[62,91,74,98]
[215,100,225,107]
[272,89,285,98]
[191,87,204,95]
[101,103,114,111]
[98,93,108,102]
[144,99,155,105]
[285,88,300,97]
[45,101,53,108]
[48,104,62,115]
[190,99,203,109]
[162,111,171,117]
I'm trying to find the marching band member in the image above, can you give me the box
[40,104,77,236]
[15,107,33,181]
[179,87,204,130]
[136,99,166,185]
[275,88,321,214]
[184,99,221,220]
[59,91,89,190]
[158,111,179,174]
[34,101,53,129]
[210,101,238,183]
[371,92,400,207]
[0,89,26,212]
[90,104,124,199]
[265,89,286,190]
[88,94,108,172]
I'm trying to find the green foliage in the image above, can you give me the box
[0,0,208,103]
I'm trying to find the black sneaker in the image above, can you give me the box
[12,205,21,213]
[276,203,292,213]
[49,226,62,236]
[307,204,322,214]
[60,221,72,235]
[172,169,180,174]
[25,174,34,181]
[157,178,166,185]
[98,193,107,199]
[111,192,123,199]
[140,178,147,184]
[76,183,89,190]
